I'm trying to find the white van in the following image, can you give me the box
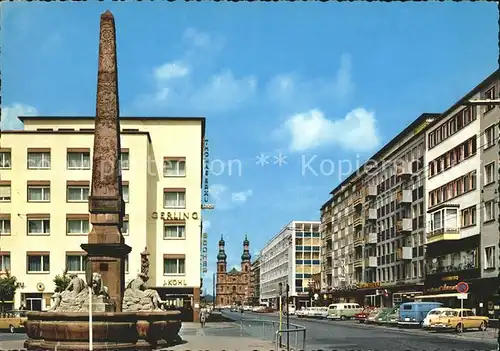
[285,304,296,315]
[327,303,363,320]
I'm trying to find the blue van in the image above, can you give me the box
[398,302,442,327]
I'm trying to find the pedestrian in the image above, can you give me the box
[200,307,207,328]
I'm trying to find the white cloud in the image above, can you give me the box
[1,103,38,130]
[267,53,354,107]
[281,108,380,152]
[208,184,252,210]
[231,189,253,204]
[137,28,256,113]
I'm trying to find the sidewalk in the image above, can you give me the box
[166,335,275,351]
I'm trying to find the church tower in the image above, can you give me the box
[217,234,227,273]
[241,234,251,273]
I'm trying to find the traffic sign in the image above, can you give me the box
[457,293,468,300]
[456,282,469,294]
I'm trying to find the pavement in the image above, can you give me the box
[222,310,499,351]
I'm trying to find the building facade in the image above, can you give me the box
[320,113,440,306]
[424,70,499,314]
[249,256,261,305]
[0,116,205,321]
[260,221,320,308]
[215,235,251,306]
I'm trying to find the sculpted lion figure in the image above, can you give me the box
[92,272,109,298]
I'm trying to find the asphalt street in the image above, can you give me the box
[220,310,498,351]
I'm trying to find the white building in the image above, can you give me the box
[259,221,320,308]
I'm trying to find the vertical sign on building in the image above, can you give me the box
[203,139,210,204]
[200,232,208,276]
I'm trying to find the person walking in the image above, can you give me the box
[200,307,207,328]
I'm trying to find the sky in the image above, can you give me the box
[1,2,498,294]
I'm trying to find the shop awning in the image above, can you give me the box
[414,293,467,299]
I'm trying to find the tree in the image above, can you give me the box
[53,269,71,293]
[0,271,21,314]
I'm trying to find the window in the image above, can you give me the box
[67,151,91,170]
[125,255,129,273]
[67,185,90,202]
[164,158,186,177]
[461,206,476,227]
[66,255,87,272]
[428,107,476,149]
[121,218,129,236]
[484,125,496,149]
[0,151,11,168]
[27,185,51,202]
[164,224,186,239]
[163,189,186,208]
[0,184,11,202]
[0,254,10,272]
[0,219,10,235]
[484,162,495,185]
[27,152,51,169]
[120,151,129,170]
[122,184,129,203]
[163,256,186,275]
[67,218,90,235]
[485,86,496,113]
[27,218,50,235]
[485,246,495,269]
[27,254,50,273]
[484,200,495,222]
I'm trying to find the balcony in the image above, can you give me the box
[426,227,461,244]
[365,256,377,268]
[353,215,363,228]
[365,186,377,198]
[396,247,412,260]
[354,235,364,248]
[353,194,363,209]
[366,208,377,221]
[353,257,364,268]
[396,189,412,204]
[365,232,377,245]
[396,161,412,178]
[396,218,412,232]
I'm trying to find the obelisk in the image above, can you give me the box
[81,10,131,312]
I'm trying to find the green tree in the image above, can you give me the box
[53,269,71,293]
[0,271,21,314]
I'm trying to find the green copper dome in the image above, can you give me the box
[217,250,227,261]
[241,251,251,261]
[243,233,249,246]
[219,234,225,246]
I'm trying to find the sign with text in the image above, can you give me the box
[163,279,187,287]
[202,204,215,210]
[203,139,210,203]
[200,232,208,275]
[151,211,199,220]
[359,282,381,289]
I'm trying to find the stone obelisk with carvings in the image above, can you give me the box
[81,10,131,312]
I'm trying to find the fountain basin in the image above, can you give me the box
[25,310,182,351]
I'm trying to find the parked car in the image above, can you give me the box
[429,308,488,333]
[0,310,28,333]
[354,307,377,323]
[296,307,308,318]
[327,303,363,320]
[310,307,329,319]
[377,306,399,325]
[398,302,443,327]
[422,308,455,329]
[283,304,296,315]
[365,308,388,324]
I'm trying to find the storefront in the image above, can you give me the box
[155,286,200,322]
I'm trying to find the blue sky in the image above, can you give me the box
[1,2,498,294]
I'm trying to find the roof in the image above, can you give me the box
[16,115,206,141]
[326,112,440,198]
[1,129,152,142]
[228,267,240,274]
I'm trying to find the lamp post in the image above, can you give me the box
[278,282,283,347]
[286,283,290,351]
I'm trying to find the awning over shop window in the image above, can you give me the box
[415,293,467,299]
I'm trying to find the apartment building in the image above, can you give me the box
[320,113,440,306]
[320,174,364,301]
[249,256,261,305]
[0,116,205,321]
[424,70,499,314]
[259,221,320,308]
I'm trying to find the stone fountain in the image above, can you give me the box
[23,10,182,351]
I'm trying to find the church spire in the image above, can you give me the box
[217,234,227,262]
[241,234,251,262]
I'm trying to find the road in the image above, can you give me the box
[221,310,497,351]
